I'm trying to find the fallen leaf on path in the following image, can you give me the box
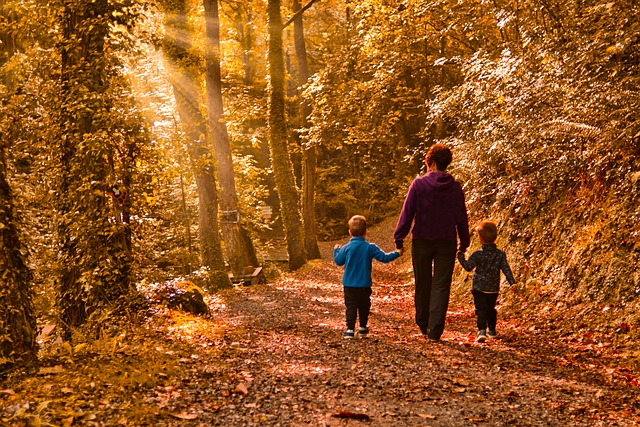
[417,413,436,419]
[233,383,249,395]
[38,365,65,375]
[0,389,15,395]
[453,378,470,386]
[170,412,198,420]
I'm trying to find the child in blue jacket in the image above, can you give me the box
[334,215,401,338]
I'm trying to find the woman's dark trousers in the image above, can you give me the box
[472,289,499,331]
[344,287,372,330]
[412,239,457,340]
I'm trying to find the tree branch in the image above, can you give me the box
[283,0,321,29]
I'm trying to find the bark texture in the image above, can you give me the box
[160,0,226,274]
[204,0,258,276]
[267,0,306,270]
[292,0,321,260]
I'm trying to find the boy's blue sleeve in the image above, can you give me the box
[370,244,400,263]
[500,251,516,285]
[457,251,477,272]
[333,246,346,266]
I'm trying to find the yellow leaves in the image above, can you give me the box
[143,192,156,205]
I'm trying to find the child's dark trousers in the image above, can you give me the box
[472,289,499,331]
[344,287,372,330]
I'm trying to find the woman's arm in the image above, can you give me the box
[393,181,417,250]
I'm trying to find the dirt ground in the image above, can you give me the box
[2,240,639,426]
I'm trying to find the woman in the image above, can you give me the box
[394,143,470,342]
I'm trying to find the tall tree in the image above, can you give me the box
[267,0,306,270]
[0,0,36,361]
[56,0,137,336]
[0,147,35,363]
[159,0,227,277]
[204,0,259,276]
[290,0,320,259]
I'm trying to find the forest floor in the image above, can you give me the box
[2,224,640,426]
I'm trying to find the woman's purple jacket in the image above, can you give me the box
[394,171,470,252]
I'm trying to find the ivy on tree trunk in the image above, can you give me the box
[267,0,306,270]
[56,0,135,337]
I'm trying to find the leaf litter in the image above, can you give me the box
[1,241,639,426]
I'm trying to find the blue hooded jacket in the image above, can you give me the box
[333,237,400,288]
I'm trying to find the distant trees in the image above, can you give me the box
[158,0,228,280]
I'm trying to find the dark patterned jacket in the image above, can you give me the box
[457,243,516,293]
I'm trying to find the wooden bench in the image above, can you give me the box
[230,266,263,286]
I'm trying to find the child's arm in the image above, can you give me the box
[457,250,476,272]
[370,244,401,263]
[333,244,346,266]
[500,252,516,285]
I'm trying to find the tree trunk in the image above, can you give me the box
[204,0,258,277]
[292,0,321,260]
[57,0,134,336]
[243,11,253,85]
[267,0,306,270]
[0,143,36,364]
[160,0,226,274]
[0,0,37,363]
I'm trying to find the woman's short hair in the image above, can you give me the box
[476,220,498,244]
[426,143,453,171]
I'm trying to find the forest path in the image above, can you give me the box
[158,244,639,427]
[3,243,639,426]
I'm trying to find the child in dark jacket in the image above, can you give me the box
[457,220,516,342]
[334,215,401,339]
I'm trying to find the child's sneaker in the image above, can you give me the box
[343,329,355,339]
[475,330,487,343]
[358,327,369,337]
[487,329,497,338]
